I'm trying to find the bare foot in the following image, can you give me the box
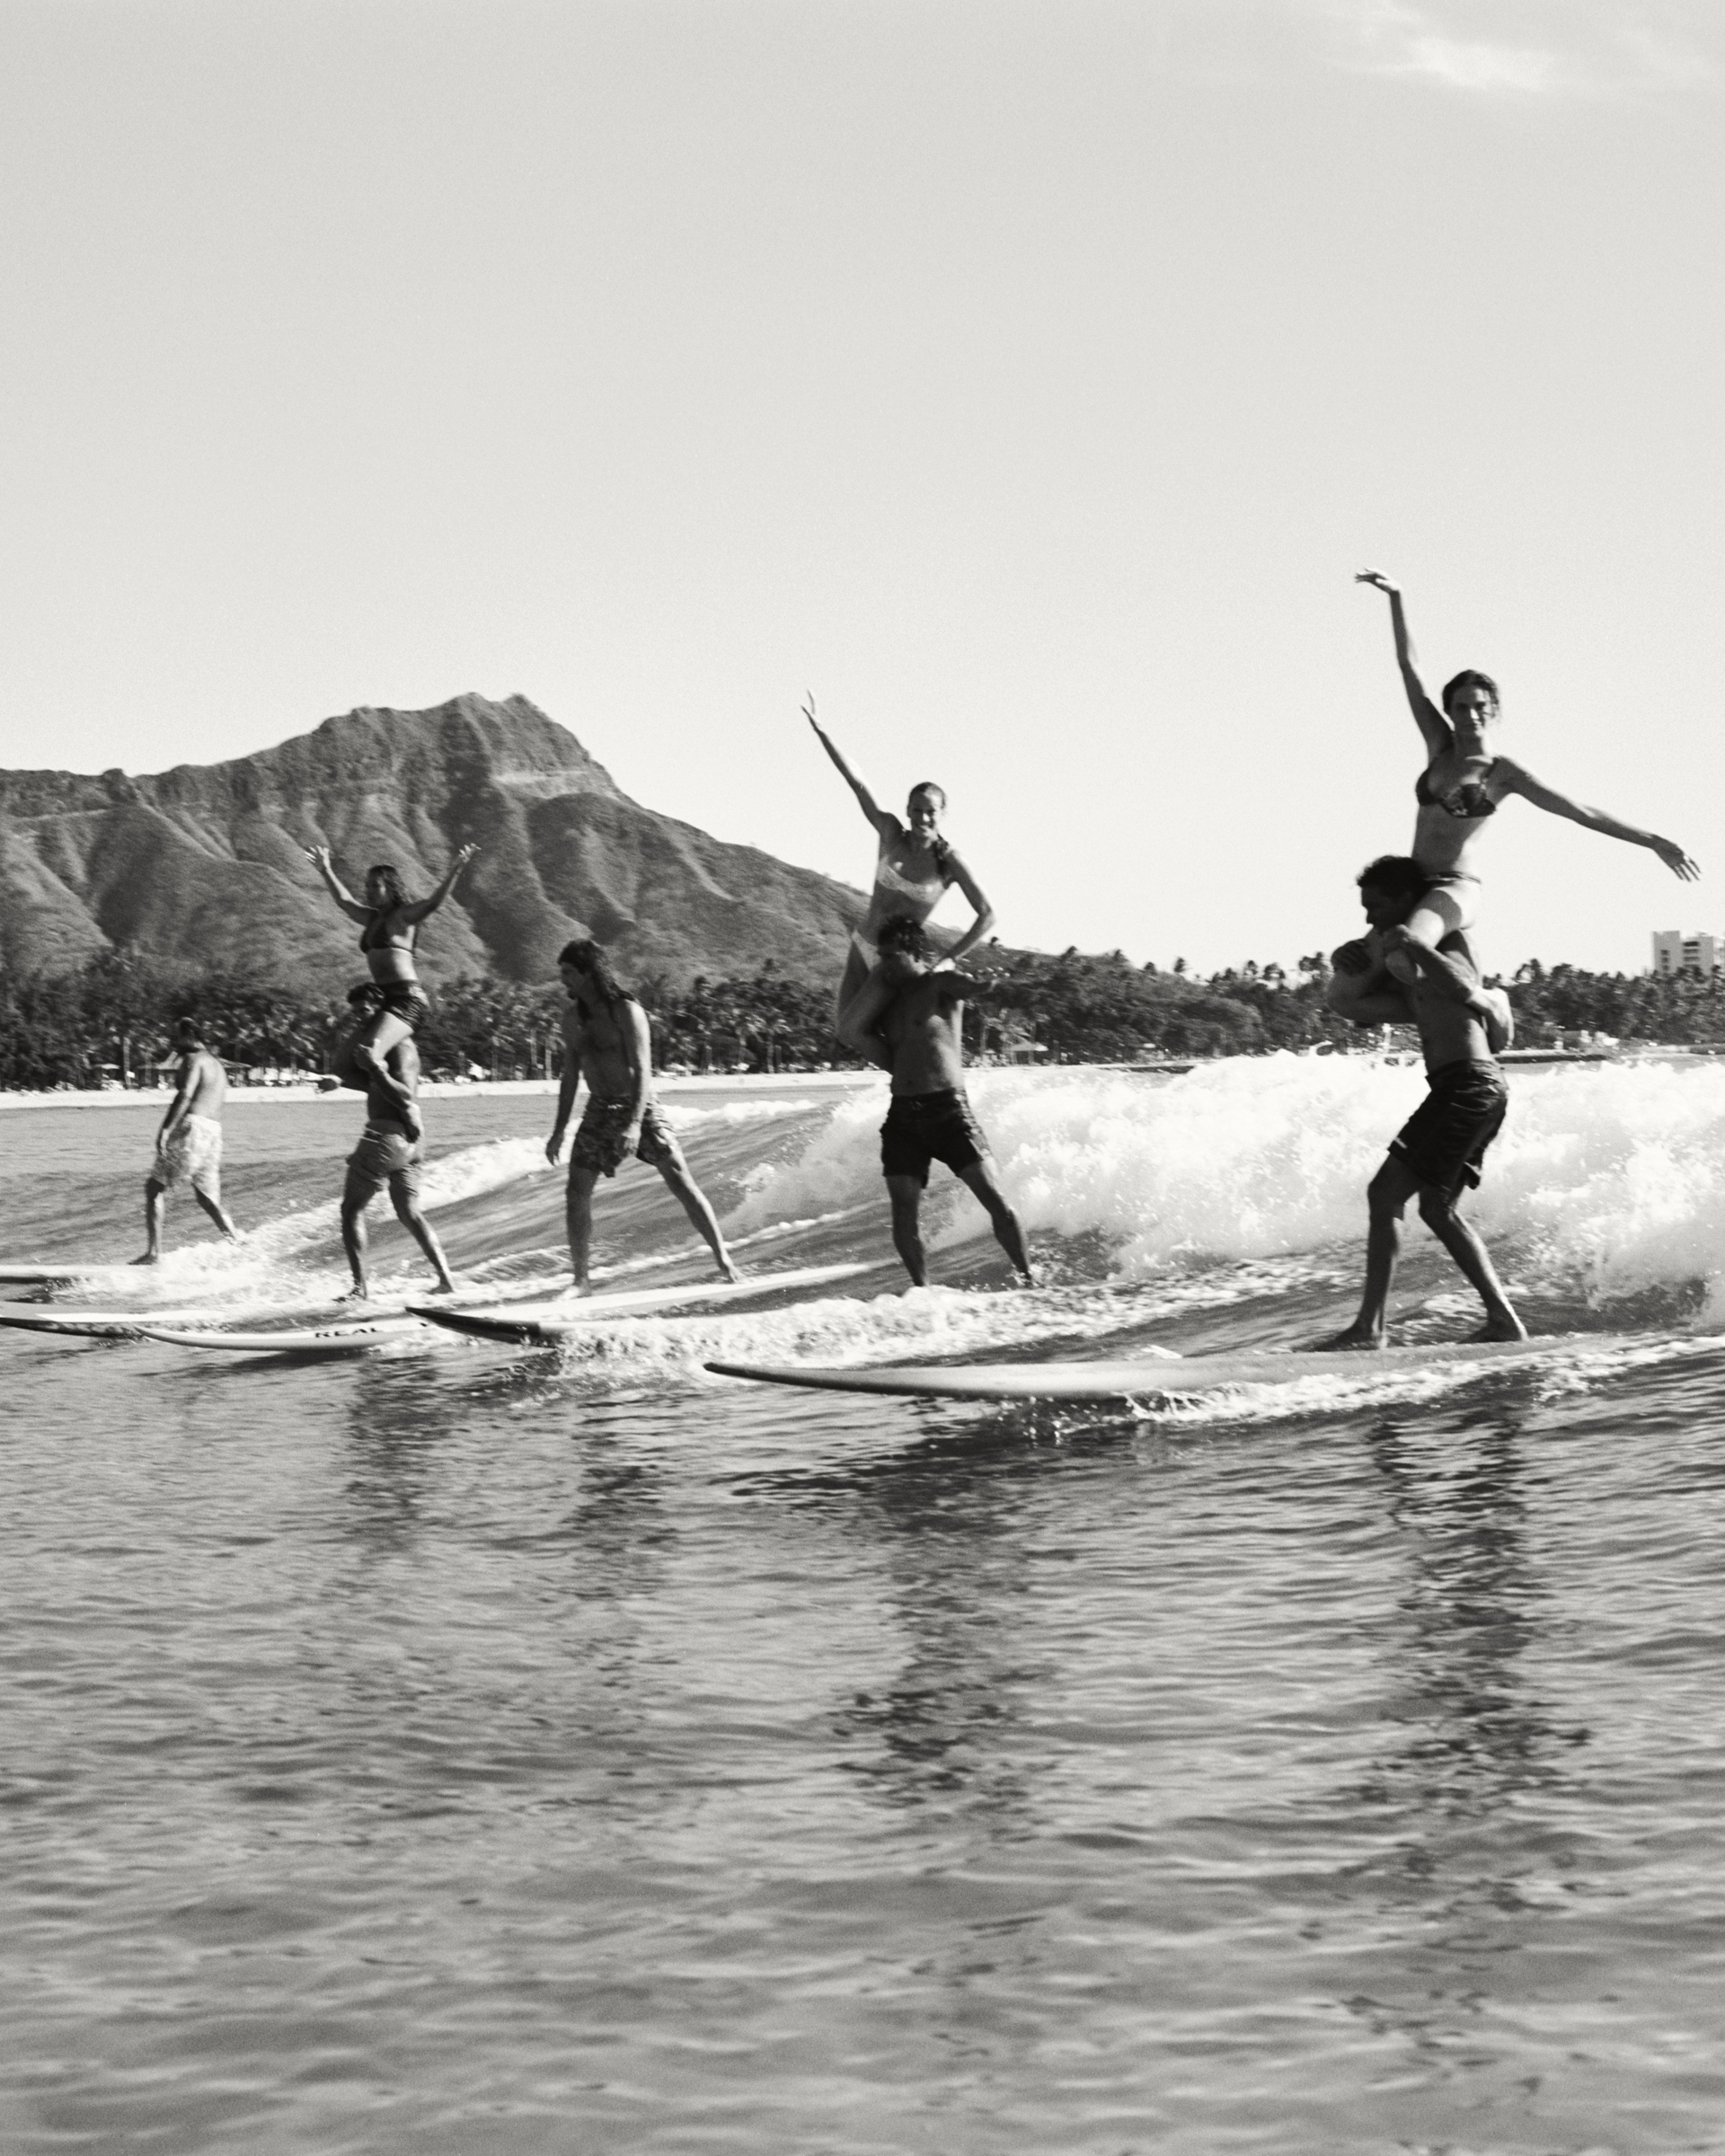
[718,1260,742,1285]
[429,1277,456,1296]
[339,1284,370,1303]
[1471,1313,1529,1342]
[1016,1270,1039,1290]
[1314,1327,1385,1352]
[130,1252,160,1267]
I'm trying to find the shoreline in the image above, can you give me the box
[0,1048,1709,1113]
[0,1071,881,1112]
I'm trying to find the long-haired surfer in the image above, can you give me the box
[305,841,477,1135]
[544,938,739,1293]
[1356,570,1696,956]
[1321,856,1523,1349]
[804,696,995,1035]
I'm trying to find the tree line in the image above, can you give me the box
[2,943,1721,1090]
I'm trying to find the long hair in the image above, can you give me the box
[367,864,408,911]
[1440,669,1500,719]
[558,937,633,1005]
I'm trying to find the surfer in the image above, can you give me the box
[135,1018,241,1262]
[803,696,995,1034]
[305,840,478,1135]
[1320,856,1525,1350]
[1356,570,1697,958]
[839,914,1035,1289]
[340,985,456,1300]
[544,939,739,1292]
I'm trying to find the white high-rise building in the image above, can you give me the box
[1651,931,1720,976]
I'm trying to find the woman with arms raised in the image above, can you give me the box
[305,842,477,1134]
[803,696,995,1036]
[1357,570,1697,956]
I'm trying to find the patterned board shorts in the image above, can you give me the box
[1389,1059,1508,1205]
[571,1099,683,1179]
[155,1114,223,1192]
[345,1121,424,1202]
[880,1089,992,1187]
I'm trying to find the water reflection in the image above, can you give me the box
[1332,1401,1582,2051]
[749,1401,1137,1825]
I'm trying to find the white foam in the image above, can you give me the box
[730,1060,1725,1306]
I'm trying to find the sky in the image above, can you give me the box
[2,0,1721,976]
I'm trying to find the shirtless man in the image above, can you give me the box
[135,1018,239,1262]
[339,985,456,1299]
[544,939,739,1292]
[839,914,1035,1289]
[1321,854,1525,1348]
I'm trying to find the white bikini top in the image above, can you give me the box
[874,850,948,906]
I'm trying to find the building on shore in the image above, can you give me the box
[1652,931,1721,976]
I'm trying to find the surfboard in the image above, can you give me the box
[140,1317,421,1355]
[0,1306,205,1340]
[705,1331,1671,1401]
[0,1262,155,1288]
[413,1261,873,1344]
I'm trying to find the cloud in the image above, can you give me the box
[1317,0,1717,99]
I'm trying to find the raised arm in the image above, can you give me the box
[1356,570,1450,760]
[1383,926,1482,1007]
[396,844,480,925]
[305,844,372,925]
[802,695,895,840]
[1499,762,1699,879]
[935,848,996,965]
[1326,938,1414,1028]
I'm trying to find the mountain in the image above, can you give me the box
[0,694,866,994]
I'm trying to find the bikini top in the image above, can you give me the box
[874,850,949,905]
[359,910,415,954]
[1415,759,1499,822]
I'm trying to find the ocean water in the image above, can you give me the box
[4,1058,1725,2155]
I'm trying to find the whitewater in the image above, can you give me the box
[5,1057,1725,2153]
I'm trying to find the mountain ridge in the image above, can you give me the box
[0,694,865,993]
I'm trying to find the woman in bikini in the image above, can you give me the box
[804,698,995,1037]
[305,842,477,1132]
[1357,570,1697,957]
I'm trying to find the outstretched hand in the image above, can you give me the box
[801,693,825,738]
[452,843,479,872]
[1355,569,1398,595]
[305,843,333,870]
[1653,838,1701,881]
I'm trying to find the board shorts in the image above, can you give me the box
[571,1099,682,1179]
[155,1113,222,1192]
[346,1120,423,1203]
[1389,1058,1508,1205]
[880,1088,991,1186]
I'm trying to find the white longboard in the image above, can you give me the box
[0,1262,164,1288]
[706,1331,1669,1401]
[413,1262,872,1344]
[0,1306,219,1340]
[141,1317,421,1355]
